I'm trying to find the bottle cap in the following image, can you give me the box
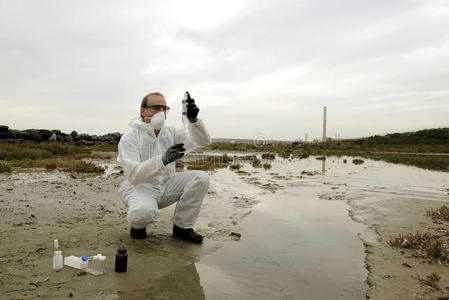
[54,239,59,249]
[117,248,127,254]
[81,254,88,261]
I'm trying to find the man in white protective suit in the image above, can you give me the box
[117,92,211,243]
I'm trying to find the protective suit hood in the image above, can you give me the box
[128,117,154,134]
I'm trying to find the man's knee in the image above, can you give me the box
[127,205,159,228]
[193,170,209,188]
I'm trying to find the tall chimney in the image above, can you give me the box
[322,106,327,142]
[305,133,308,142]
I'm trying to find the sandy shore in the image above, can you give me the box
[1,153,449,299]
[351,197,449,299]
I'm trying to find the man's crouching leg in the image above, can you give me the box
[160,170,210,243]
[123,186,160,239]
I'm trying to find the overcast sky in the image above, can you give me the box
[0,0,448,141]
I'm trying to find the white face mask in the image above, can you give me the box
[149,111,165,130]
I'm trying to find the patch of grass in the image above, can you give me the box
[363,154,449,172]
[352,158,364,165]
[239,155,257,161]
[0,161,11,173]
[8,158,104,174]
[252,158,262,168]
[185,155,231,171]
[291,151,310,159]
[89,144,118,152]
[277,151,291,159]
[263,162,272,170]
[62,161,105,173]
[175,160,184,168]
[229,164,242,170]
[388,232,449,262]
[0,142,93,161]
[0,145,53,160]
[427,206,449,221]
[261,153,275,159]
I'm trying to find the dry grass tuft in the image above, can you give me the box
[426,206,449,221]
[388,232,449,262]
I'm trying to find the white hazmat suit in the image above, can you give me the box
[117,117,211,229]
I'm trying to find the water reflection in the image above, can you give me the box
[359,154,449,172]
[322,158,326,174]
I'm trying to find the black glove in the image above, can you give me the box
[186,92,199,123]
[162,143,185,166]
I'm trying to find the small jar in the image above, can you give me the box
[115,248,128,273]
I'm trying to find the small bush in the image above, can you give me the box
[0,161,11,173]
[388,232,449,262]
[252,158,262,168]
[229,164,242,170]
[45,163,57,170]
[263,163,272,170]
[426,206,449,221]
[261,153,275,160]
[352,158,364,165]
[62,161,105,173]
[277,151,291,159]
[240,155,257,161]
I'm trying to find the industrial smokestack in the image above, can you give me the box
[322,106,327,142]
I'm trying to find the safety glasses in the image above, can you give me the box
[144,105,170,112]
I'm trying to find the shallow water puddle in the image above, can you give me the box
[197,174,366,299]
[194,154,449,299]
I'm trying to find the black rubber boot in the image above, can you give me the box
[130,227,147,239]
[173,224,203,243]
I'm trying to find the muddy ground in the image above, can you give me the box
[1,153,449,299]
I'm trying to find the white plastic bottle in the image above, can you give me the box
[52,239,63,270]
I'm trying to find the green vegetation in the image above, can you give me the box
[7,158,104,173]
[351,128,449,146]
[229,164,242,170]
[0,161,11,173]
[185,155,233,171]
[261,153,276,159]
[208,128,449,156]
[352,158,364,165]
[0,142,108,174]
[361,154,449,172]
[175,159,184,169]
[251,158,262,168]
[263,162,272,170]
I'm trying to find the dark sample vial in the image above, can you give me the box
[115,248,128,272]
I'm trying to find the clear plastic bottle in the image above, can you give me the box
[52,239,63,270]
[99,255,106,274]
[181,92,189,133]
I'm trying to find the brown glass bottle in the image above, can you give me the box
[114,248,128,272]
